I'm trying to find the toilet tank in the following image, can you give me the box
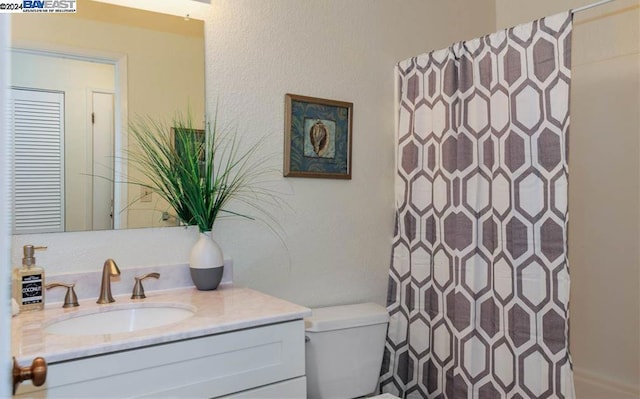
[305,303,389,399]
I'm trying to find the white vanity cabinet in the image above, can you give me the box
[12,288,311,399]
[15,319,306,398]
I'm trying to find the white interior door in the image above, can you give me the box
[10,88,65,234]
[91,92,115,230]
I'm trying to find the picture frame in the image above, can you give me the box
[169,127,206,162]
[284,93,353,179]
[170,126,205,171]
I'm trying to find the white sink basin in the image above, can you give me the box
[45,305,196,336]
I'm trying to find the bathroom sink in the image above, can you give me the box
[45,305,196,336]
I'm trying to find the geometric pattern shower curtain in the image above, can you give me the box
[380,12,575,399]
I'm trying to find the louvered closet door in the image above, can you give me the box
[10,88,65,234]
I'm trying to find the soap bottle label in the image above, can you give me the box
[21,274,43,305]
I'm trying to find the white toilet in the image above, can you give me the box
[304,302,390,399]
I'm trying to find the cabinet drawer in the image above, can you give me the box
[15,320,306,398]
[221,376,306,399]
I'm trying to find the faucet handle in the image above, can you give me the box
[131,273,160,299]
[45,282,79,308]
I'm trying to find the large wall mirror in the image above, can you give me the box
[9,0,205,234]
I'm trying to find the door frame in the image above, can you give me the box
[1,14,11,398]
[90,90,116,230]
[10,41,129,229]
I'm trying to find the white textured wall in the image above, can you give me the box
[200,0,495,307]
[495,1,640,397]
[12,227,200,274]
[11,1,495,309]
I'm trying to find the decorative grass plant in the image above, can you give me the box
[126,112,277,233]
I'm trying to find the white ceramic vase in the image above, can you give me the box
[189,231,224,290]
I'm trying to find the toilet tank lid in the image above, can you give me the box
[305,302,389,332]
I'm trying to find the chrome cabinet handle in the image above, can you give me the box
[13,356,47,395]
[45,282,79,308]
[131,272,160,299]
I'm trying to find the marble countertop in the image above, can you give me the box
[12,286,311,364]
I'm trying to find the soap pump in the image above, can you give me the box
[13,245,47,311]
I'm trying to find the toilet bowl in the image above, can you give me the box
[304,302,390,399]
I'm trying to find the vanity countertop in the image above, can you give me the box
[12,286,311,364]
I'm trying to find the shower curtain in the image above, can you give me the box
[380,12,575,399]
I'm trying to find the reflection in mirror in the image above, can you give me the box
[9,0,205,234]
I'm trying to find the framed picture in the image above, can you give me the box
[170,127,205,172]
[284,94,353,179]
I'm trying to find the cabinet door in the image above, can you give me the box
[15,320,306,398]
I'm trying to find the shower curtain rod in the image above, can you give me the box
[571,0,616,14]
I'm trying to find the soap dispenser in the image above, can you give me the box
[12,245,47,311]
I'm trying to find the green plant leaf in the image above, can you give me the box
[124,110,280,233]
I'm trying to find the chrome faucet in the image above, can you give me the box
[97,258,121,304]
